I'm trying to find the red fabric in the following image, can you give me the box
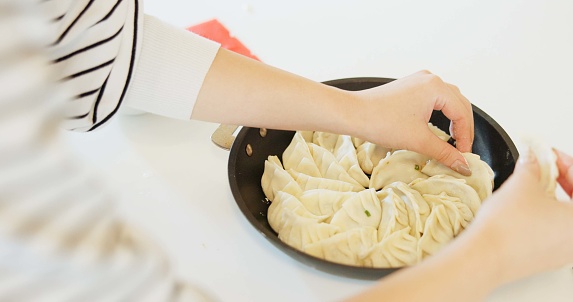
[187,19,260,61]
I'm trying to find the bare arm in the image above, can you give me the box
[192,48,474,175]
[192,49,356,135]
[346,212,501,302]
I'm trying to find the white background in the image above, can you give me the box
[64,0,573,301]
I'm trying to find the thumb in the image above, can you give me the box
[513,146,541,183]
[419,129,472,176]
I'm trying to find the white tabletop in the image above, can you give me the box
[63,0,573,301]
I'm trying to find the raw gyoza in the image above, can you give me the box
[362,227,419,268]
[520,136,559,196]
[288,169,362,192]
[422,153,494,200]
[268,191,328,233]
[369,150,430,190]
[333,135,370,187]
[308,143,364,190]
[261,156,302,200]
[278,210,340,251]
[330,189,382,231]
[282,132,321,177]
[262,126,494,268]
[418,204,454,258]
[298,189,356,220]
[356,142,391,175]
[304,227,377,266]
[410,175,481,215]
[376,188,421,241]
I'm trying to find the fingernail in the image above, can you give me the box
[553,148,573,165]
[452,160,472,176]
[567,166,573,184]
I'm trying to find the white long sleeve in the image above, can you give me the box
[125,15,220,120]
[47,0,220,131]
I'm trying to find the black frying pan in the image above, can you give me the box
[226,77,519,280]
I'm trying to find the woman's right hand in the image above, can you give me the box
[556,149,573,196]
[467,148,573,286]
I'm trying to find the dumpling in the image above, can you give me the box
[410,175,481,216]
[369,150,430,190]
[356,142,391,175]
[304,227,377,266]
[384,182,431,230]
[288,170,362,192]
[298,189,356,221]
[278,210,340,251]
[282,132,321,177]
[330,189,382,231]
[352,137,366,148]
[418,204,455,258]
[428,123,451,142]
[521,137,559,196]
[422,153,494,201]
[333,135,370,187]
[261,156,303,201]
[376,188,421,241]
[267,191,328,233]
[422,192,473,234]
[264,127,497,268]
[361,227,419,268]
[308,143,364,190]
[312,131,340,152]
[299,130,314,142]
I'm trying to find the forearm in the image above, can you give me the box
[192,57,475,174]
[346,226,502,302]
[192,48,359,135]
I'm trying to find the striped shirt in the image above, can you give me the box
[1,0,220,300]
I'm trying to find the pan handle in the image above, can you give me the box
[211,124,240,151]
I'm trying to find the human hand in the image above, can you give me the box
[349,70,474,176]
[466,148,573,286]
[555,149,573,196]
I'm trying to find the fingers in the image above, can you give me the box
[554,149,573,197]
[434,82,474,153]
[417,128,472,176]
[513,146,541,183]
[405,71,474,175]
[448,84,474,150]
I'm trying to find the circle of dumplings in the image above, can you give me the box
[261,125,494,268]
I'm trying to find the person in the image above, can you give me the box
[1,0,572,301]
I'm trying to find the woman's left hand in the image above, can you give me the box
[349,70,474,176]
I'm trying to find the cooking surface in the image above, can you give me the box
[62,1,573,301]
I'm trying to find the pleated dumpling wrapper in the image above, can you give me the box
[422,153,494,201]
[262,128,495,268]
[333,135,370,187]
[369,150,430,190]
[520,136,559,196]
[304,227,378,267]
[261,155,302,201]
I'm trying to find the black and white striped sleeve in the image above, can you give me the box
[1,0,221,300]
[48,0,220,132]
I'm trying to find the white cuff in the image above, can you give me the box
[125,15,220,120]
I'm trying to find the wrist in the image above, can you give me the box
[452,222,508,293]
[331,89,369,139]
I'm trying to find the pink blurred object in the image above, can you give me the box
[187,19,260,61]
